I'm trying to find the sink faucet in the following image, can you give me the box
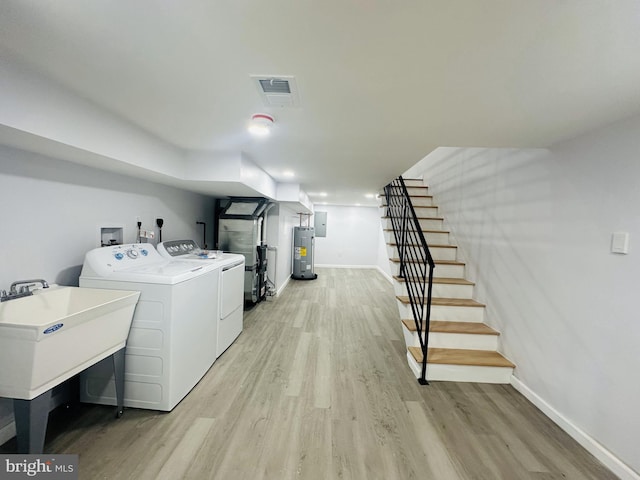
[1,279,49,302]
[10,279,50,293]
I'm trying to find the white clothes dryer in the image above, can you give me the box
[79,243,219,411]
[157,240,245,358]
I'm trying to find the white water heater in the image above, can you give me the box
[292,226,317,280]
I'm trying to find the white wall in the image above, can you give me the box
[406,114,640,478]
[376,226,393,281]
[0,146,216,289]
[313,205,382,268]
[0,145,216,440]
[265,204,391,290]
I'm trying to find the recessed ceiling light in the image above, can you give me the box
[365,193,375,199]
[248,113,274,136]
[283,170,295,178]
[319,192,328,197]
[355,203,361,206]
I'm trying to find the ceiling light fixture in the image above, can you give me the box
[283,170,295,178]
[248,113,274,136]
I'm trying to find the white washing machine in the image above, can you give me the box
[157,239,245,358]
[79,243,220,411]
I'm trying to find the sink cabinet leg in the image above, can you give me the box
[112,348,125,418]
[13,389,52,454]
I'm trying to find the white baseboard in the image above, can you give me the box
[510,376,639,480]
[376,266,394,284]
[315,264,378,269]
[0,419,16,446]
[276,275,291,297]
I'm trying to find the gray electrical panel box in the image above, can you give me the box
[314,212,327,237]
[292,226,317,280]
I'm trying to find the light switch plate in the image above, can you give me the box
[611,232,629,254]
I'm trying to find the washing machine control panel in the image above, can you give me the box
[82,243,165,278]
[108,244,153,264]
[158,239,199,257]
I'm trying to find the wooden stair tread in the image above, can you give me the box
[388,242,456,249]
[382,216,443,221]
[409,346,515,368]
[382,194,432,199]
[384,228,448,234]
[402,319,499,335]
[396,296,485,307]
[390,258,464,266]
[380,195,434,202]
[393,276,474,285]
[387,186,429,191]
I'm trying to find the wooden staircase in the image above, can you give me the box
[380,178,515,383]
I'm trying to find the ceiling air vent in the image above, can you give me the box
[251,75,300,108]
[259,79,291,94]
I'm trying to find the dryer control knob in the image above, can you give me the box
[127,249,139,259]
[141,249,148,256]
[114,253,124,260]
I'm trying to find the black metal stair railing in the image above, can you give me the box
[384,176,435,385]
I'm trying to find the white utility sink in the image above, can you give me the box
[0,286,140,400]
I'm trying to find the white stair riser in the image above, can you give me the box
[432,246,458,261]
[403,179,425,187]
[380,205,439,217]
[383,230,448,244]
[378,193,435,207]
[380,185,429,197]
[396,301,485,322]
[402,325,499,351]
[414,206,438,216]
[417,217,443,230]
[388,245,457,262]
[380,179,425,190]
[428,231,450,244]
[390,262,464,278]
[382,196,434,207]
[427,332,498,350]
[402,322,418,349]
[433,304,484,322]
[383,218,443,230]
[434,263,465,278]
[406,187,429,196]
[406,352,513,384]
[408,196,433,207]
[394,281,474,299]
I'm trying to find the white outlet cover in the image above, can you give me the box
[611,232,629,254]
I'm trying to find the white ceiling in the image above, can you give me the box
[2,1,640,206]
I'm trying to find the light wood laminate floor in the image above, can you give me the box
[1,268,617,479]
